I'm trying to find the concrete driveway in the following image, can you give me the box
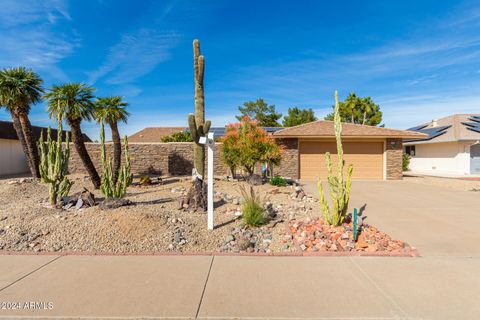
[304,179,480,257]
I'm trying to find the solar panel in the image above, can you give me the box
[462,117,480,133]
[405,125,451,142]
[469,116,480,123]
[463,122,480,133]
[407,124,429,131]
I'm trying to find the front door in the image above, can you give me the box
[470,144,480,174]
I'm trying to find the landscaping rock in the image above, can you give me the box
[288,217,414,254]
[247,174,263,186]
[99,198,132,210]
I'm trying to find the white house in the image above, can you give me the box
[0,120,91,177]
[404,114,480,176]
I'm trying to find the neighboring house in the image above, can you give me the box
[0,120,91,176]
[272,120,426,181]
[128,127,185,143]
[209,126,284,137]
[403,114,480,175]
[128,126,284,142]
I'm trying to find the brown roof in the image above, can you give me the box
[404,114,480,145]
[0,120,92,142]
[128,127,185,143]
[273,120,427,139]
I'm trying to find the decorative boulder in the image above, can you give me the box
[247,174,263,186]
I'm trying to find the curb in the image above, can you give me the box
[0,250,420,257]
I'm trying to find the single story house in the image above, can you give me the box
[128,126,283,142]
[128,127,185,142]
[403,114,480,175]
[0,120,91,176]
[272,120,426,181]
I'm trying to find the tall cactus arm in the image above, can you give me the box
[188,113,199,143]
[204,120,211,134]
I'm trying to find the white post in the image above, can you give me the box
[207,132,214,230]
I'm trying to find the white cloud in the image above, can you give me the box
[0,0,71,27]
[0,0,78,81]
[87,29,179,85]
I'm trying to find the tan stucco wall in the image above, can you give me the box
[0,139,29,176]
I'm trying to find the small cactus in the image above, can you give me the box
[38,121,73,206]
[99,121,133,199]
[188,39,211,178]
[317,91,353,226]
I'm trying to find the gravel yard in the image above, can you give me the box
[0,175,320,254]
[0,175,416,255]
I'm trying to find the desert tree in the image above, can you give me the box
[95,96,129,184]
[0,67,44,178]
[44,83,101,189]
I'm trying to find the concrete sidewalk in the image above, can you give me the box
[0,254,479,319]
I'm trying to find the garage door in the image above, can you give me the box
[299,140,384,180]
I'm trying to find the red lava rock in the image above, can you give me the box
[286,217,414,255]
[356,234,369,249]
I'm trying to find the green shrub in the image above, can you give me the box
[239,185,266,227]
[161,131,193,142]
[269,175,287,187]
[402,153,411,171]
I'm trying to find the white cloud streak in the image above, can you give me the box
[0,0,78,81]
[87,29,179,85]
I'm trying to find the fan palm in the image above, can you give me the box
[0,67,43,178]
[95,96,129,183]
[44,83,101,189]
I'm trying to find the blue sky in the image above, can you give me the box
[0,0,479,139]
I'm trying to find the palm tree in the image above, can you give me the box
[0,67,43,178]
[94,96,129,183]
[44,83,101,189]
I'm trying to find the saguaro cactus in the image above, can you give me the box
[99,121,133,199]
[188,39,211,178]
[38,121,73,206]
[317,91,353,226]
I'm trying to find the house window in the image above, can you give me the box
[405,145,416,156]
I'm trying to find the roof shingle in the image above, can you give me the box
[0,120,92,142]
[273,120,426,139]
[128,127,185,143]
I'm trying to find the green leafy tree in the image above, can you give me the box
[324,92,382,126]
[95,96,129,184]
[161,131,193,142]
[236,98,282,127]
[282,107,317,127]
[45,83,101,189]
[0,67,44,178]
[220,116,283,177]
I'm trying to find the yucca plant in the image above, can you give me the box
[99,121,133,199]
[317,91,353,226]
[38,119,73,205]
[239,185,266,227]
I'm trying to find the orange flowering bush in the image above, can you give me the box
[220,116,283,177]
